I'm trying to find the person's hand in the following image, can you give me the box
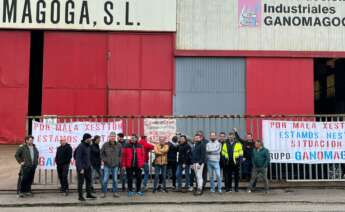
[80,169,84,174]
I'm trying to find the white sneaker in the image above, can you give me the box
[188,187,194,192]
[247,189,252,193]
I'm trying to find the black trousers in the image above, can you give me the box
[57,164,70,192]
[77,167,92,198]
[18,166,36,193]
[224,163,240,191]
[166,161,177,187]
[126,167,142,192]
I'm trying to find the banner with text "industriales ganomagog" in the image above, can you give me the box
[0,0,176,31]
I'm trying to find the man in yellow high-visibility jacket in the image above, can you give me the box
[221,132,243,192]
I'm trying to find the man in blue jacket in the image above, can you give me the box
[75,133,96,201]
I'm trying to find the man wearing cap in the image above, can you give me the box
[100,132,122,198]
[55,137,73,196]
[75,133,96,201]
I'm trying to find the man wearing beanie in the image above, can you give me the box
[75,133,96,201]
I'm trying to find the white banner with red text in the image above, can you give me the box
[263,120,345,164]
[32,120,123,170]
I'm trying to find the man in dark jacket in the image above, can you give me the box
[75,133,96,201]
[234,128,255,180]
[15,135,39,198]
[100,132,122,198]
[248,140,270,193]
[196,131,209,190]
[55,137,72,196]
[176,135,192,192]
[166,136,178,189]
[90,135,101,193]
[121,134,145,197]
[191,134,207,196]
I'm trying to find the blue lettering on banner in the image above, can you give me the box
[295,151,301,161]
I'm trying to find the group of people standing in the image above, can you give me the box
[14,129,270,201]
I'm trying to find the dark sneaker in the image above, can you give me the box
[79,196,86,201]
[86,194,97,199]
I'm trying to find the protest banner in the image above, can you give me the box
[32,120,123,169]
[144,118,176,143]
[263,120,345,164]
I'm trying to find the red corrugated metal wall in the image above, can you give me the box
[246,58,314,138]
[42,32,174,121]
[0,31,30,144]
[42,32,108,115]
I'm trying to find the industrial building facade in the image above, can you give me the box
[1,0,344,144]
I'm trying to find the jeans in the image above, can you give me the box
[91,166,101,187]
[102,166,119,193]
[154,165,167,190]
[57,164,70,192]
[77,167,92,198]
[248,168,269,191]
[207,160,222,192]
[176,164,190,189]
[192,163,204,190]
[143,163,150,188]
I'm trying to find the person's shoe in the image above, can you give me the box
[79,196,86,201]
[142,186,148,192]
[113,193,120,198]
[17,193,24,198]
[162,189,168,193]
[127,191,134,197]
[122,187,127,192]
[136,191,144,196]
[101,193,106,198]
[195,189,203,196]
[235,189,239,193]
[86,194,97,199]
[64,191,69,196]
[188,187,194,192]
[218,190,222,194]
[157,185,162,190]
[25,192,33,197]
[264,190,269,194]
[152,189,157,193]
[210,189,215,193]
[247,189,252,193]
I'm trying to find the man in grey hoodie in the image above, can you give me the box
[206,132,222,193]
